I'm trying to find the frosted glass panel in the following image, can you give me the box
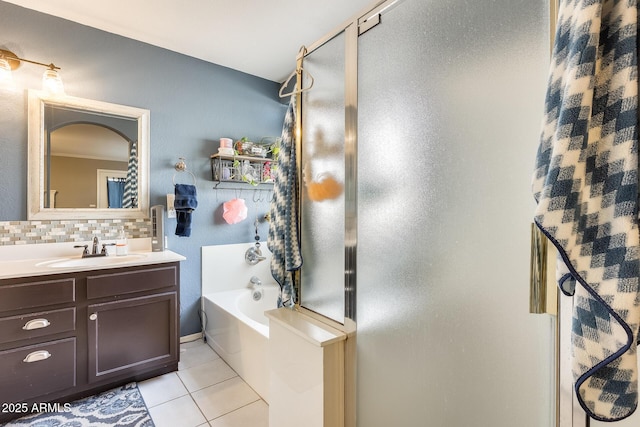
[356,0,553,426]
[299,32,346,323]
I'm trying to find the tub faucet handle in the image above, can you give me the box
[245,243,266,265]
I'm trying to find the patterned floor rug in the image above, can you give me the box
[3,382,154,427]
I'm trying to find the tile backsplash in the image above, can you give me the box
[0,219,151,245]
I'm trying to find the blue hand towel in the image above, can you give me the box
[174,184,197,237]
[532,0,639,421]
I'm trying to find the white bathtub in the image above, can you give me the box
[200,242,277,402]
[202,283,279,403]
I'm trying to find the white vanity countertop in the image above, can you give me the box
[0,238,186,279]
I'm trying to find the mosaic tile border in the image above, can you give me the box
[0,219,151,245]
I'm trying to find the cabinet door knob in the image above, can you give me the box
[22,318,51,330]
[89,313,98,321]
[23,350,52,363]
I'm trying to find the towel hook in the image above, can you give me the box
[253,189,267,203]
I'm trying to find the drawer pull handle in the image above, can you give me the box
[23,350,52,363]
[22,318,51,330]
[89,313,97,321]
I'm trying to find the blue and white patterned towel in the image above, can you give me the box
[268,96,303,307]
[533,0,639,421]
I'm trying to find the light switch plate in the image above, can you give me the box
[166,194,176,218]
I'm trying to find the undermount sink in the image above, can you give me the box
[36,254,147,268]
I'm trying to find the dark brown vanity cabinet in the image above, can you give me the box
[86,266,179,383]
[0,277,78,407]
[0,262,180,423]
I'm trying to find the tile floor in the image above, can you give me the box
[138,339,269,427]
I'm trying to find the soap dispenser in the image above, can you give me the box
[116,230,128,256]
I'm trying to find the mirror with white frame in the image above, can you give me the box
[27,91,150,220]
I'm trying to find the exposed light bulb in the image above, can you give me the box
[42,68,64,95]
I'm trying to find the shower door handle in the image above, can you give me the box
[530,223,548,314]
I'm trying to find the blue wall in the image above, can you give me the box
[0,1,287,335]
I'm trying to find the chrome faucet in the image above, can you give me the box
[74,237,112,258]
[91,236,99,255]
[250,276,262,287]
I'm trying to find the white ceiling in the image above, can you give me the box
[3,0,378,82]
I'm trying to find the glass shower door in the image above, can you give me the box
[299,31,347,324]
[356,0,554,425]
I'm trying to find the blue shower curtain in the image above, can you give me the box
[107,178,125,208]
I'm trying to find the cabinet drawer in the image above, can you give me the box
[0,278,75,312]
[87,265,177,299]
[0,338,76,403]
[0,308,76,345]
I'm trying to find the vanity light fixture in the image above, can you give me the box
[0,48,64,95]
[0,57,13,86]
